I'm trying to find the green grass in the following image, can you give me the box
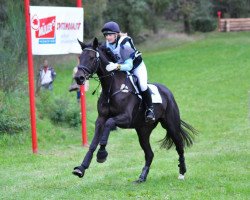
[0,32,250,199]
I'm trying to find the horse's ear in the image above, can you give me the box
[77,39,86,50]
[93,37,99,50]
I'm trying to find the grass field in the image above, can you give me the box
[0,32,249,200]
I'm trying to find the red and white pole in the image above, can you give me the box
[76,0,88,147]
[24,0,38,153]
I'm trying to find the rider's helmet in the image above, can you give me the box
[101,21,120,35]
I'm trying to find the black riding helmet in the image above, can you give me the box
[101,21,120,35]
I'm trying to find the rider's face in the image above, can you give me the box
[105,33,117,44]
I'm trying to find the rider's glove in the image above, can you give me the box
[106,62,121,72]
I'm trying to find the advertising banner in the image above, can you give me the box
[30,6,83,55]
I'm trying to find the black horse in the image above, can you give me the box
[72,38,197,182]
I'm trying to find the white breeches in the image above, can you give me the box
[133,61,148,92]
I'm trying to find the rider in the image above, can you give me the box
[102,21,155,123]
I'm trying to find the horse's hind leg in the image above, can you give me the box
[160,116,186,180]
[135,124,157,183]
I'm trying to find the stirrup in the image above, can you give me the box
[145,108,155,123]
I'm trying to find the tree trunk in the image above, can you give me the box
[183,13,191,34]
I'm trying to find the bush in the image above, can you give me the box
[36,91,54,119]
[49,98,68,124]
[0,91,29,134]
[36,93,80,127]
[65,106,81,127]
[191,17,217,32]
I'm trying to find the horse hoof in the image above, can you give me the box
[133,178,146,184]
[178,174,185,180]
[96,149,108,163]
[72,168,84,178]
[97,157,107,163]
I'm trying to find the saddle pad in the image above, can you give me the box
[148,84,162,104]
[127,72,162,104]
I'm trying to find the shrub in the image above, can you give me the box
[191,17,217,32]
[65,106,81,127]
[49,98,68,124]
[0,91,29,134]
[36,91,54,119]
[36,93,80,127]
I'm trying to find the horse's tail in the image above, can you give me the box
[160,119,198,150]
[179,119,197,147]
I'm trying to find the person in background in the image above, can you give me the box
[37,59,56,91]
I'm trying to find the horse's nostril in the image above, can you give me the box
[79,76,85,81]
[79,76,85,82]
[75,75,85,85]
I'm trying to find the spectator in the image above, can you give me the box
[37,59,56,91]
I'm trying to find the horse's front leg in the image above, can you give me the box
[96,114,130,163]
[72,117,105,178]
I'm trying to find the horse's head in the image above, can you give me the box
[75,38,108,85]
[75,38,99,85]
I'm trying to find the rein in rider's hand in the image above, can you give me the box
[106,62,121,72]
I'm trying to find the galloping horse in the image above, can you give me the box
[72,38,197,182]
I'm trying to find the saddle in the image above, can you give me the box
[126,72,162,104]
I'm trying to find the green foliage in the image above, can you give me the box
[36,92,80,127]
[82,0,108,38]
[49,98,68,124]
[0,91,29,134]
[65,105,81,127]
[0,1,26,92]
[191,17,216,32]
[145,0,171,33]
[36,91,54,119]
[190,0,216,32]
[212,0,250,18]
[30,0,75,6]
[104,0,148,40]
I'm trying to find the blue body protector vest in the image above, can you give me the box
[106,36,142,71]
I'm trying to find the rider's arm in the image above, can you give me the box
[119,58,133,71]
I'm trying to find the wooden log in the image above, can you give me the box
[219,18,250,32]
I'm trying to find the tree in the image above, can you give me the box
[191,0,216,32]
[212,0,250,18]
[145,0,171,33]
[168,0,216,33]
[82,0,108,38]
[104,0,148,41]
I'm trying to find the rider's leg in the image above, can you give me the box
[141,88,155,122]
[133,62,155,123]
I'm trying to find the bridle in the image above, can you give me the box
[77,47,116,96]
[77,48,101,80]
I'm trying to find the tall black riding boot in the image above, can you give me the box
[141,88,155,123]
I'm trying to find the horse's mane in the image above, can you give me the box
[99,42,117,63]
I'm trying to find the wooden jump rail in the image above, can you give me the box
[218,18,250,32]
